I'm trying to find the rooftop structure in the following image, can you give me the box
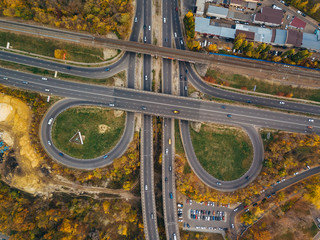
[236,24,273,43]
[273,29,287,45]
[289,17,306,29]
[227,11,251,22]
[195,17,236,38]
[206,5,229,18]
[286,29,303,47]
[302,32,320,51]
[253,7,284,26]
[196,0,207,16]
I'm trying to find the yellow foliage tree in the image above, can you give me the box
[102,201,110,214]
[305,184,320,208]
[208,43,217,52]
[54,49,67,59]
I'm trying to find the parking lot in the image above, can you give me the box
[181,199,233,233]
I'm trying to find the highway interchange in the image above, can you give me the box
[0,1,320,239]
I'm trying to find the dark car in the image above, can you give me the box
[227,114,232,118]
[245,175,249,180]
[59,152,64,157]
[253,203,258,206]
[169,192,173,199]
[221,105,226,109]
[247,100,252,103]
[67,66,71,70]
[105,68,110,71]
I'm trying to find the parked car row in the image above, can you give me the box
[190,209,226,221]
[195,226,226,231]
[178,208,183,222]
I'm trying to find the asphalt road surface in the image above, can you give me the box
[180,121,264,191]
[40,98,134,169]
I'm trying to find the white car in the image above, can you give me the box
[148,25,151,30]
[134,17,137,23]
[48,118,53,125]
[145,185,148,191]
[279,101,285,104]
[145,75,148,81]
[163,18,166,23]
[45,89,50,92]
[42,77,47,81]
[233,208,238,212]
[47,140,51,146]
[109,103,115,107]
[165,148,168,154]
[308,119,314,122]
[231,224,235,229]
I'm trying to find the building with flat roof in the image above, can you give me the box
[195,17,236,38]
[286,29,303,47]
[253,7,284,26]
[230,0,243,7]
[289,17,306,29]
[273,29,287,45]
[196,0,207,16]
[302,32,320,51]
[206,5,229,18]
[236,24,273,43]
[227,11,251,22]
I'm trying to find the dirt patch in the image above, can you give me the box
[99,124,110,133]
[114,110,124,117]
[0,95,46,193]
[114,77,125,87]
[103,47,118,60]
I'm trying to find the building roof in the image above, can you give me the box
[302,33,320,51]
[246,1,257,9]
[207,5,229,17]
[290,17,306,29]
[286,29,303,47]
[236,29,255,40]
[230,0,243,5]
[254,7,283,25]
[195,17,236,38]
[236,24,273,43]
[273,29,287,45]
[196,0,207,15]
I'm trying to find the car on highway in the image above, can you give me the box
[103,154,108,159]
[163,18,166,23]
[141,106,146,110]
[231,224,234,229]
[45,89,50,92]
[180,40,184,45]
[168,138,172,145]
[67,66,71,70]
[247,100,252,103]
[307,126,313,129]
[165,148,168,154]
[105,68,110,71]
[173,110,180,114]
[169,192,173,199]
[145,185,148,191]
[134,17,137,22]
[148,25,151,30]
[2,77,8,80]
[145,75,148,81]
[109,103,115,107]
[48,118,53,125]
[233,208,238,212]
[23,81,28,84]
[216,182,222,185]
[169,165,172,172]
[173,233,177,240]
[41,77,47,81]
[144,36,147,42]
[308,119,314,122]
[227,114,232,118]
[279,101,285,104]
[150,213,154,219]
[165,177,168,182]
[221,105,226,109]
[47,140,51,146]
[59,152,64,157]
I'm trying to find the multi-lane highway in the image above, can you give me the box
[141,0,160,238]
[162,1,180,239]
[1,68,320,149]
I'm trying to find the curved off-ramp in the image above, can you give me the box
[179,120,264,192]
[40,98,135,170]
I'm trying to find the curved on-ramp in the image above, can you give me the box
[179,120,264,192]
[40,98,135,170]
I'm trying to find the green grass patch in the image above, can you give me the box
[52,107,125,159]
[308,222,319,237]
[190,124,253,181]
[174,120,184,154]
[0,31,107,63]
[206,69,320,102]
